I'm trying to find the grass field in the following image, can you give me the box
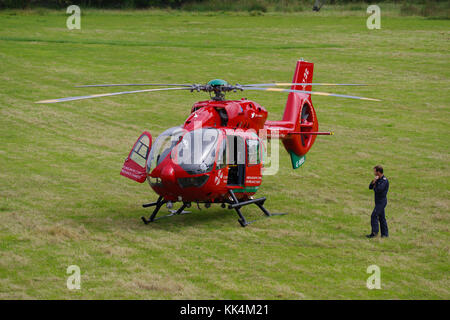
[0,6,449,299]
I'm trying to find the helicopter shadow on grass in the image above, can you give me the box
[118,205,240,230]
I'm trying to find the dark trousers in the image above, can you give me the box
[371,201,388,236]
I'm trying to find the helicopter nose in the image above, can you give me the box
[160,164,176,186]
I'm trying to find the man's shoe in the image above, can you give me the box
[381,235,389,238]
[366,233,377,238]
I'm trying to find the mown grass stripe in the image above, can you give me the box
[0,36,343,50]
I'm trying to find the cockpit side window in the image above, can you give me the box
[147,126,184,174]
[130,135,150,167]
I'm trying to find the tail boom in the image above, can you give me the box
[264,60,319,166]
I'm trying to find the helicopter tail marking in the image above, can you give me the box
[290,59,314,93]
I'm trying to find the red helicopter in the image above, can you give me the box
[37,60,379,227]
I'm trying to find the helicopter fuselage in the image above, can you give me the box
[117,60,331,226]
[147,98,269,203]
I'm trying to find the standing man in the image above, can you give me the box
[367,165,389,238]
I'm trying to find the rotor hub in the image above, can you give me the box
[207,79,229,87]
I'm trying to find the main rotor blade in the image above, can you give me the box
[75,83,194,88]
[242,83,368,87]
[289,131,334,135]
[243,87,381,102]
[36,87,191,104]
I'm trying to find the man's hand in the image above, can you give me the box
[371,176,379,185]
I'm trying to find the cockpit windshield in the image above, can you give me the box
[147,126,184,174]
[171,128,219,175]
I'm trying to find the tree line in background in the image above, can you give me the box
[0,0,448,14]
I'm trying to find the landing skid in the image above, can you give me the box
[227,190,287,227]
[168,209,191,215]
[140,191,287,227]
[141,197,190,224]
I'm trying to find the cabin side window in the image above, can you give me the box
[216,138,227,170]
[247,139,260,166]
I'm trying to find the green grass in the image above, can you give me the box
[0,7,449,299]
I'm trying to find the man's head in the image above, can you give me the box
[373,165,384,177]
